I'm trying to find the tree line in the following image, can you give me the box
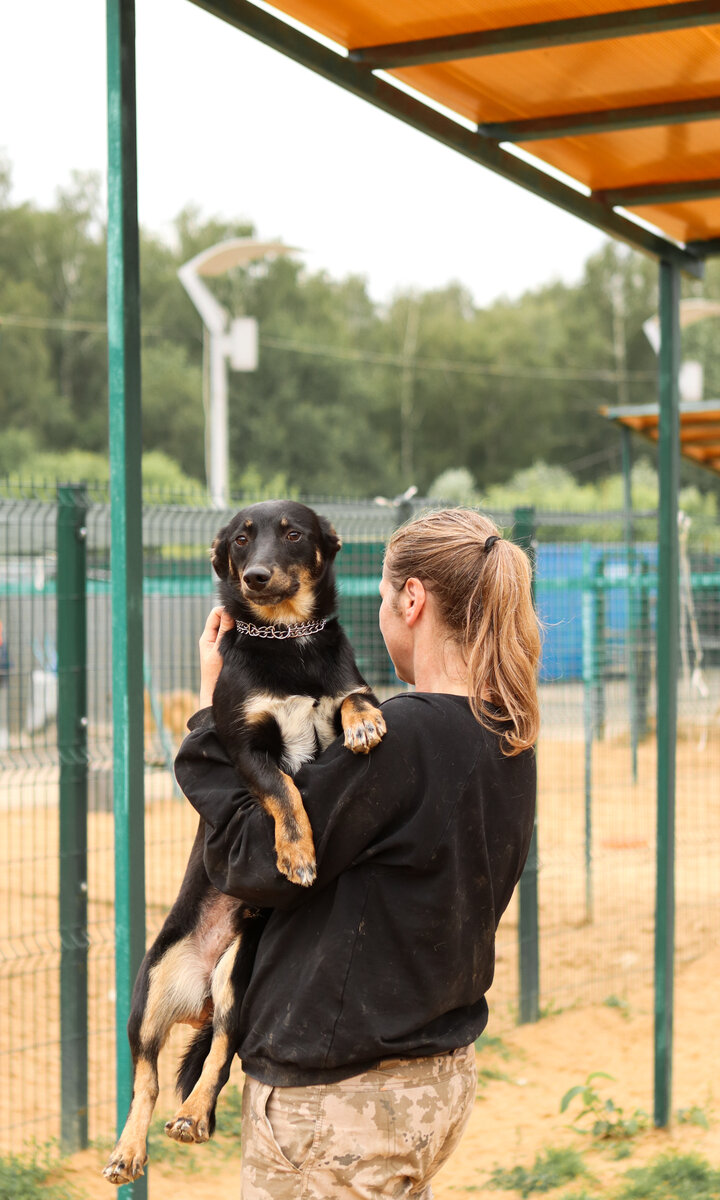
[1,156,719,501]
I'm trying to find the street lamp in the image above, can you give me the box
[643,298,720,403]
[178,238,297,508]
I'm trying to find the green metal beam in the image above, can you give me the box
[187,0,703,277]
[106,2,146,1197]
[653,258,680,1129]
[348,0,720,67]
[686,237,720,258]
[595,178,720,206]
[478,95,720,142]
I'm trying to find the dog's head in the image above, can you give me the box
[211,500,342,625]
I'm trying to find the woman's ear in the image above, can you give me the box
[402,577,427,626]
[210,526,230,579]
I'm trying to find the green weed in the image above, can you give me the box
[488,1146,590,1197]
[477,1066,513,1085]
[146,1083,242,1164]
[557,1192,601,1200]
[476,1034,515,1060]
[676,1104,711,1129]
[0,1148,77,1200]
[615,1152,720,1200]
[560,1073,648,1142]
[603,995,632,1021]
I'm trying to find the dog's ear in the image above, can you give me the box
[210,526,230,579]
[319,516,342,561]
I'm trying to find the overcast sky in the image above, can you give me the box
[1,0,609,306]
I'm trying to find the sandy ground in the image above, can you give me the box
[60,943,720,1199]
[1,721,719,1194]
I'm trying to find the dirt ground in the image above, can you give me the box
[1,724,719,1195]
[60,943,720,1199]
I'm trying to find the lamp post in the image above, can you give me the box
[644,298,720,404]
[178,238,296,508]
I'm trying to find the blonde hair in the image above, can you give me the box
[384,508,540,756]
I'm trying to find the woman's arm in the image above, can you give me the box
[174,702,418,909]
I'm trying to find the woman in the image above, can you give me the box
[174,507,540,1199]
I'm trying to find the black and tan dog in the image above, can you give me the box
[103,500,386,1185]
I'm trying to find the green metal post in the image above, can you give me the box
[57,484,89,1153]
[107,2,146,1195]
[622,427,639,782]
[581,543,594,923]
[592,557,606,739]
[514,506,540,1024]
[654,259,680,1128]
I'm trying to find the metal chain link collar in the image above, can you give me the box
[234,617,328,640]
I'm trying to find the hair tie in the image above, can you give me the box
[484,535,500,553]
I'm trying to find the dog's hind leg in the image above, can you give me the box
[164,934,243,1144]
[103,935,211,1184]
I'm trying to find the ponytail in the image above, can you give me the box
[385,509,540,755]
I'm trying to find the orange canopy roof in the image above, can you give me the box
[196,0,720,269]
[603,400,720,473]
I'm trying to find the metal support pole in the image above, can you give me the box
[654,258,680,1128]
[209,332,229,509]
[107,2,146,1194]
[581,543,594,923]
[622,427,639,782]
[514,506,540,1024]
[58,484,89,1153]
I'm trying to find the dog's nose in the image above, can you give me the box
[243,566,272,589]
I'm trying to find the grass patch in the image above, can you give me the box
[615,1152,720,1200]
[0,1148,78,1200]
[676,1104,711,1130]
[488,1146,590,1197]
[476,1034,515,1060]
[603,995,632,1021]
[145,1083,243,1164]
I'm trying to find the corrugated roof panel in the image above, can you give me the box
[234,0,720,250]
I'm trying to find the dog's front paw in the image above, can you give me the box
[344,708,386,755]
[165,1114,210,1144]
[276,837,317,887]
[102,1141,148,1185]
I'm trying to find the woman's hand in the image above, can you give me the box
[198,606,235,708]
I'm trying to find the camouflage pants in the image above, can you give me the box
[240,1044,477,1199]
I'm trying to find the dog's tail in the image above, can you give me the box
[177,1022,214,1102]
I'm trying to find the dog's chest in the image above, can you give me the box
[244,693,339,774]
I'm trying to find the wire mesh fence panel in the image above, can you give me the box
[2,487,720,1154]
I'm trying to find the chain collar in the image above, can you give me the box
[235,617,328,640]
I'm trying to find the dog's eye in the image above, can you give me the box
[286,530,302,542]
[235,534,249,547]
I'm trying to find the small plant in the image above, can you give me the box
[488,1146,590,1197]
[557,1192,600,1200]
[477,1065,513,1086]
[475,1034,515,1060]
[615,1152,720,1199]
[603,994,632,1021]
[676,1103,710,1129]
[0,1148,78,1200]
[560,1073,649,1142]
[146,1083,242,1164]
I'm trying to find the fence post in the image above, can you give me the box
[513,506,540,1024]
[107,2,147,1195]
[654,258,680,1128]
[581,543,594,923]
[57,483,89,1153]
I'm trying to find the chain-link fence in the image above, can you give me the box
[1,486,719,1155]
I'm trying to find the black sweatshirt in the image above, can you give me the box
[174,692,536,1087]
